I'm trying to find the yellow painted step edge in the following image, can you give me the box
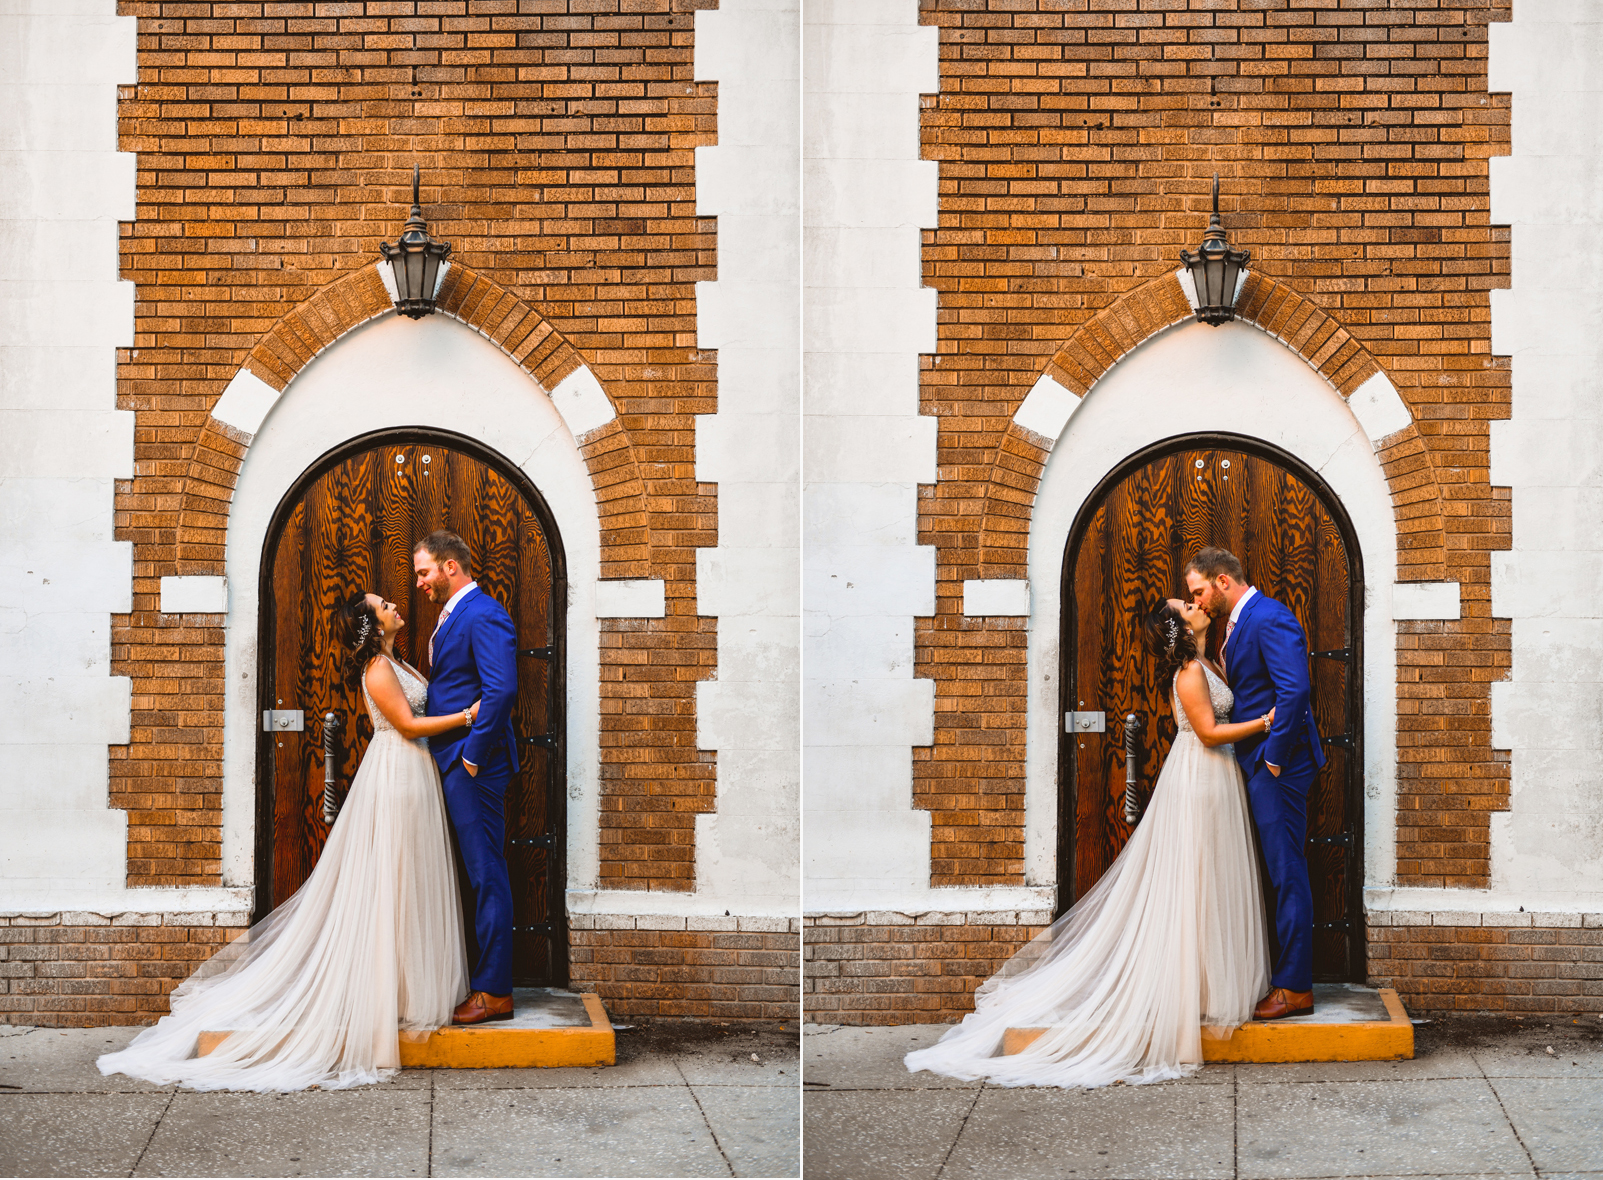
[197,993,617,1069]
[1001,989,1414,1064]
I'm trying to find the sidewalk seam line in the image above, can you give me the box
[128,1085,176,1177]
[1475,1051,1540,1177]
[676,1059,735,1177]
[426,1068,436,1178]
[1232,1063,1239,1180]
[935,1080,984,1179]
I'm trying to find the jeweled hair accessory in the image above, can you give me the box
[355,615,373,648]
[1164,617,1180,650]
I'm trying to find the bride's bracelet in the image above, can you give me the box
[1260,713,1271,732]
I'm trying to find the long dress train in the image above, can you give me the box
[904,662,1269,1088]
[97,657,468,1091]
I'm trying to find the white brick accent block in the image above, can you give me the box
[594,579,667,619]
[962,579,1030,617]
[160,576,228,615]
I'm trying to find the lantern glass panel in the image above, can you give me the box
[403,249,426,303]
[1203,254,1227,308]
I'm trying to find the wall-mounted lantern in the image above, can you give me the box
[1180,173,1250,326]
[379,165,452,319]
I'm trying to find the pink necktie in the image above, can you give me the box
[1222,618,1234,673]
[429,612,448,666]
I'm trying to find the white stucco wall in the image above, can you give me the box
[802,0,942,912]
[0,3,205,911]
[1479,1,1603,911]
[689,0,801,918]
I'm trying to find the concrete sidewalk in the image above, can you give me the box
[802,1015,1603,1180]
[0,1020,799,1178]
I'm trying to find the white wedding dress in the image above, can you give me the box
[98,656,468,1091]
[905,661,1269,1088]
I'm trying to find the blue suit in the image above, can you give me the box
[426,586,519,996]
[1226,590,1325,993]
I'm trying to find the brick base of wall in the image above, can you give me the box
[803,910,1603,1026]
[0,912,251,1028]
[1369,911,1603,1014]
[570,915,799,1022]
[3,911,799,1028]
[804,911,1051,1025]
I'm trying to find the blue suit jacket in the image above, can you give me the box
[1226,590,1326,778]
[425,586,520,775]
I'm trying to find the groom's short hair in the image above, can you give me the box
[1185,546,1245,583]
[415,529,474,576]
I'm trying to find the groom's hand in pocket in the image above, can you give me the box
[463,758,478,778]
[1266,761,1281,778]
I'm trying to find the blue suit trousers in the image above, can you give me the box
[441,754,514,997]
[1246,747,1317,993]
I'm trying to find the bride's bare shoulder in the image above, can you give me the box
[362,653,399,687]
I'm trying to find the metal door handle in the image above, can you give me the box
[1123,713,1146,826]
[322,711,343,825]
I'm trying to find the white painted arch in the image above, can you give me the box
[219,313,609,900]
[1024,318,1403,898]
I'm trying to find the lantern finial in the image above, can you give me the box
[379,164,452,319]
[1205,173,1224,242]
[1179,172,1250,326]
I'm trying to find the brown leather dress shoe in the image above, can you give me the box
[452,990,514,1025]
[1253,987,1314,1021]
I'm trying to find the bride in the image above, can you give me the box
[905,597,1273,1088]
[98,592,476,1091]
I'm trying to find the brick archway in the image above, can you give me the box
[972,269,1447,582]
[174,263,650,579]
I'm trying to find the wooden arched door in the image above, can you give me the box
[1060,435,1364,982]
[257,430,568,987]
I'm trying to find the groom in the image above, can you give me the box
[1185,546,1325,1021]
[413,530,520,1024]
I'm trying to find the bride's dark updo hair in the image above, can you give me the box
[336,592,384,688]
[1142,602,1198,686]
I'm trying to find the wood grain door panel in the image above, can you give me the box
[1061,438,1364,982]
[259,433,567,987]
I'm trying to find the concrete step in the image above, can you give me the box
[1002,983,1413,1064]
[197,987,616,1069]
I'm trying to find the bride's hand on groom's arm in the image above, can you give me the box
[459,702,483,775]
[363,657,481,741]
[1176,663,1281,750]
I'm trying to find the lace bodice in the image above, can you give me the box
[1172,661,1233,735]
[364,656,428,742]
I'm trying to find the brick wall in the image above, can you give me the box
[571,915,798,1022]
[111,0,719,891]
[803,912,1603,1025]
[1369,912,1603,1015]
[804,913,1050,1025]
[914,0,1513,889]
[2,912,800,1028]
[0,914,249,1028]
